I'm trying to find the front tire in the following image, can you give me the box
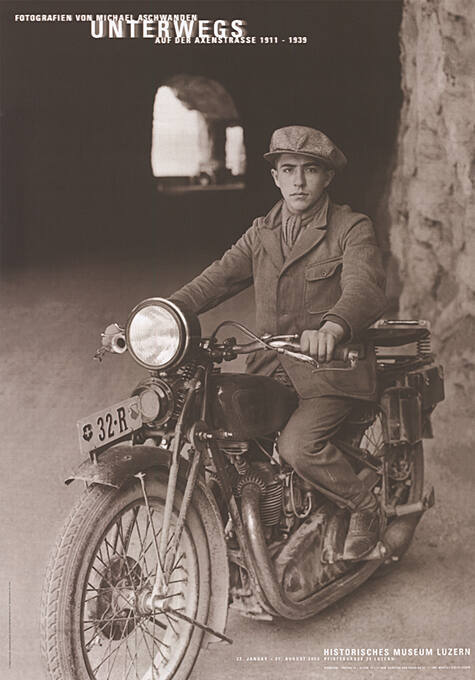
[41,472,211,680]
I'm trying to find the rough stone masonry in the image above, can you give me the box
[389,0,474,417]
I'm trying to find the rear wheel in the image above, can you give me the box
[358,411,424,564]
[41,472,211,680]
[359,410,424,504]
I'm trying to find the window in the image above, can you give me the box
[151,75,246,193]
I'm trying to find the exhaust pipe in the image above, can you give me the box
[361,487,434,561]
[383,513,422,558]
[240,482,381,619]
[362,513,422,561]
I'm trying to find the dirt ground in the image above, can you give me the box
[1,256,474,680]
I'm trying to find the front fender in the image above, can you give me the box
[65,443,170,488]
[65,442,230,644]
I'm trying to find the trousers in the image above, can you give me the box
[276,390,372,510]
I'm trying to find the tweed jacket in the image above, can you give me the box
[171,198,388,400]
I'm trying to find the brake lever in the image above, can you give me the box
[279,347,320,368]
[272,343,359,370]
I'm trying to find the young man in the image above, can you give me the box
[171,126,387,560]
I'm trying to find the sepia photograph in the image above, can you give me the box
[1,1,473,679]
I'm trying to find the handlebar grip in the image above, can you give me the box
[333,346,351,361]
[270,341,362,369]
[274,341,358,362]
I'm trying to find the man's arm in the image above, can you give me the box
[301,216,387,361]
[324,216,388,335]
[170,225,256,315]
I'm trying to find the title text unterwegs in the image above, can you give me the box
[90,17,248,40]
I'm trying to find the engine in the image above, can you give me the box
[217,440,314,536]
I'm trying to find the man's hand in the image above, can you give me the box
[300,321,345,363]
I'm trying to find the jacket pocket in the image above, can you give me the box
[304,258,342,314]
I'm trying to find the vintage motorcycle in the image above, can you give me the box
[41,297,444,680]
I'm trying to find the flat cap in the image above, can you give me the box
[263,126,347,171]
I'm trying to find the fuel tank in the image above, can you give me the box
[208,373,297,439]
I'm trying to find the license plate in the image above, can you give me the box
[77,397,143,455]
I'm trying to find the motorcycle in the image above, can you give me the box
[41,297,444,680]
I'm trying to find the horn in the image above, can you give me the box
[110,331,127,353]
[101,323,127,354]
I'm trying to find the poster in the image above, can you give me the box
[1,1,472,679]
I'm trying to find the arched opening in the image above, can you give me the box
[151,74,246,193]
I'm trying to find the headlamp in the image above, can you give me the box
[125,298,200,370]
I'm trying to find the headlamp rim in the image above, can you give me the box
[125,297,190,370]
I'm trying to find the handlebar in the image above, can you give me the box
[206,331,362,370]
[94,314,363,371]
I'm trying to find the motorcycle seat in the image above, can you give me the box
[361,321,430,347]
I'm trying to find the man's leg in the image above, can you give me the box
[277,395,379,559]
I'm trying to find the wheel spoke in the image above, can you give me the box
[132,605,140,680]
[116,519,141,595]
[132,510,152,588]
[84,584,115,605]
[118,611,141,680]
[125,621,142,680]
[163,613,179,636]
[84,616,112,650]
[90,563,120,592]
[92,608,134,676]
[134,535,159,572]
[147,614,168,631]
[136,619,168,670]
[138,619,171,650]
[151,600,156,679]
[103,536,120,561]
[84,616,138,624]
[84,599,115,645]
[166,577,188,585]
[360,414,384,455]
[124,506,141,547]
[160,591,184,601]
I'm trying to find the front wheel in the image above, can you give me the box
[41,472,211,680]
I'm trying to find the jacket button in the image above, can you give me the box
[322,270,327,276]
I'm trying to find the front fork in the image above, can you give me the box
[132,367,207,592]
[134,447,202,599]
[134,362,270,628]
[133,368,233,644]
[147,372,204,599]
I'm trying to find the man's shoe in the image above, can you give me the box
[342,506,380,561]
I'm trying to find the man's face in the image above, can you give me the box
[271,153,334,213]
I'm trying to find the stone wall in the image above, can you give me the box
[389,0,475,416]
